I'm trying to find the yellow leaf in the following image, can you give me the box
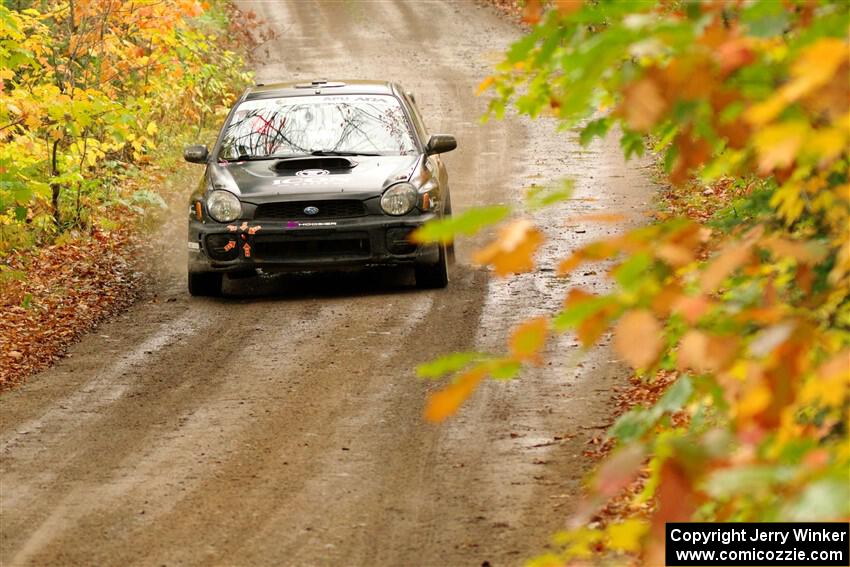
[746,38,849,125]
[473,219,543,276]
[424,367,487,423]
[509,317,549,364]
[803,127,847,167]
[146,121,158,136]
[607,519,648,553]
[753,121,808,174]
[614,310,663,369]
[799,349,850,408]
[737,382,772,420]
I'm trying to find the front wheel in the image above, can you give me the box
[188,271,222,297]
[415,244,449,289]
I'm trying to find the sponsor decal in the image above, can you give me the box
[188,242,200,250]
[272,177,336,185]
[297,221,337,227]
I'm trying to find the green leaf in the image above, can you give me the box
[553,296,613,331]
[609,407,654,443]
[620,130,645,160]
[706,465,796,498]
[613,252,653,292]
[656,375,693,414]
[579,118,611,146]
[525,180,574,210]
[784,476,850,521]
[416,352,483,379]
[609,376,692,443]
[411,205,510,244]
[0,265,26,283]
[488,359,522,381]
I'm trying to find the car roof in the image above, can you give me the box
[243,80,402,100]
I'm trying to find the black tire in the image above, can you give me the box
[415,244,449,289]
[444,192,456,265]
[188,271,222,297]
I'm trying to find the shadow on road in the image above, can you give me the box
[218,264,470,301]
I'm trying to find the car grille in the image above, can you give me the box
[254,200,367,220]
[252,232,371,261]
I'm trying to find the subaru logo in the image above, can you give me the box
[303,206,320,216]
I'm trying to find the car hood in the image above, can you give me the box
[207,155,420,204]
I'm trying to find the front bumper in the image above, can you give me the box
[188,214,440,273]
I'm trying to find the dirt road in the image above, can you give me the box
[0,2,656,565]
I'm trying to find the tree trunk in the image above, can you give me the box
[50,139,62,230]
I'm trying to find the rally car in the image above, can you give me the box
[183,79,457,296]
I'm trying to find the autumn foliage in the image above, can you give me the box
[0,0,250,252]
[416,0,849,562]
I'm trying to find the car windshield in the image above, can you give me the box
[217,94,417,160]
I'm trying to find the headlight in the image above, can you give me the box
[380,183,418,216]
[206,190,241,223]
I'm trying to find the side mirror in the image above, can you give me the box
[184,145,209,164]
[425,134,457,155]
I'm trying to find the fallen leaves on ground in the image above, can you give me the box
[0,221,148,390]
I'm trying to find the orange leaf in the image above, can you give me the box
[596,444,645,497]
[554,0,582,15]
[563,287,593,308]
[557,251,584,276]
[715,37,754,75]
[761,235,827,264]
[700,242,753,294]
[614,310,663,369]
[670,129,711,186]
[677,330,740,373]
[476,76,495,96]
[424,367,487,423]
[651,283,683,318]
[473,219,544,276]
[671,295,712,325]
[620,77,666,132]
[578,310,611,347]
[566,212,627,224]
[509,317,549,364]
[521,0,542,24]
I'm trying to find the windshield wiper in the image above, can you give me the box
[220,154,285,163]
[310,150,380,156]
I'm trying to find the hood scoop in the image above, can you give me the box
[272,156,357,174]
